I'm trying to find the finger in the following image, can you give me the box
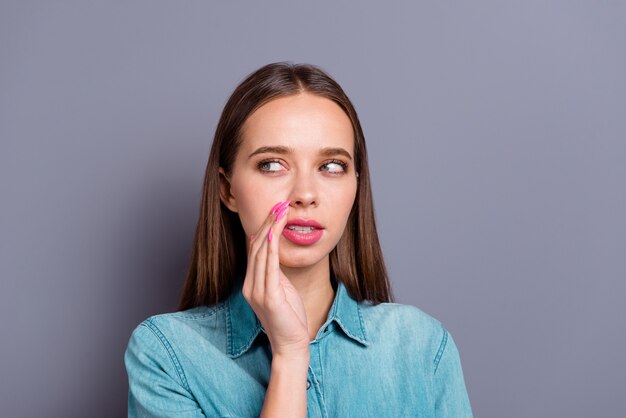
[250,212,274,248]
[266,204,290,296]
[251,200,288,246]
[242,236,256,298]
[253,221,272,301]
[245,201,288,298]
[250,207,282,299]
[244,212,276,297]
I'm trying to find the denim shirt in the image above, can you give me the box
[124,276,473,418]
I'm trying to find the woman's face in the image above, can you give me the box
[219,92,358,270]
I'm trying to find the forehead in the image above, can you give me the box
[239,93,355,156]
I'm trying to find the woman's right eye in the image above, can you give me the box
[257,159,284,173]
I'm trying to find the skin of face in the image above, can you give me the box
[219,92,358,271]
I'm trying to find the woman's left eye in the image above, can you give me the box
[321,160,348,174]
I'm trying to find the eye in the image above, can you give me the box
[257,159,285,173]
[320,160,348,174]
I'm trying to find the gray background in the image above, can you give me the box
[1,1,624,417]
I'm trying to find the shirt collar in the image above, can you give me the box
[226,273,370,358]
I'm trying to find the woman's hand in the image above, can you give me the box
[243,200,310,358]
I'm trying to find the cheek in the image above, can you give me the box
[328,180,357,212]
[231,178,278,235]
[323,181,357,235]
[231,181,258,233]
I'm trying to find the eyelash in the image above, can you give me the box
[257,159,349,175]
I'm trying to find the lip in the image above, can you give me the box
[284,218,324,229]
[282,218,324,245]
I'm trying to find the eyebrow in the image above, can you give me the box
[248,145,353,161]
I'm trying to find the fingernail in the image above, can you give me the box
[275,200,291,221]
[275,204,289,222]
[275,200,290,214]
[268,227,273,242]
[270,201,285,215]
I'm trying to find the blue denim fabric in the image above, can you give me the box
[125,275,473,417]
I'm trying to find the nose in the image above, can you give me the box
[288,171,318,209]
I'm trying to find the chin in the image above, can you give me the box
[278,246,329,269]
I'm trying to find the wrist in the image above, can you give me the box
[270,339,310,360]
[272,349,310,368]
[270,354,310,385]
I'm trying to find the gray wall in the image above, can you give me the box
[1,1,624,417]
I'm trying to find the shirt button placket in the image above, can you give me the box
[306,342,328,418]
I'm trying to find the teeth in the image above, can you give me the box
[287,225,315,233]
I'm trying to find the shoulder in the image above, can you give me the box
[360,300,445,337]
[124,306,227,415]
[357,303,473,414]
[124,304,228,385]
[125,304,227,364]
[359,300,452,366]
[131,304,225,336]
[128,303,227,337]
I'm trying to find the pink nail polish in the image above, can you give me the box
[277,200,290,212]
[268,227,273,242]
[270,201,284,214]
[275,204,289,222]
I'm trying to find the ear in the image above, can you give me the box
[218,167,238,213]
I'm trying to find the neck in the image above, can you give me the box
[280,256,336,341]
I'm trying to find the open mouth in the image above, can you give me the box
[282,219,324,245]
[286,225,317,234]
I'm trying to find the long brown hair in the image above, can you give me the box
[177,62,394,311]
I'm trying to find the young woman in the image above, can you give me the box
[125,62,473,417]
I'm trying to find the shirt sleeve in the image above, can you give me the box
[124,321,206,418]
[432,327,474,418]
